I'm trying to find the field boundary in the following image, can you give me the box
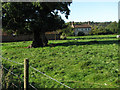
[1,56,74,90]
[2,33,60,42]
[2,63,37,90]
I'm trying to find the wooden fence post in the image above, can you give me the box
[24,59,29,90]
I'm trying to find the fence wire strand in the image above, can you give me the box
[0,56,23,65]
[12,83,18,88]
[2,65,37,90]
[3,66,19,77]
[30,66,75,90]
[1,56,74,89]
[2,56,118,88]
[29,84,38,90]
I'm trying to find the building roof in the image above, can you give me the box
[74,24,91,28]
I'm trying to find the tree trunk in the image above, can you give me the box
[31,30,43,48]
[30,30,48,48]
[41,32,48,46]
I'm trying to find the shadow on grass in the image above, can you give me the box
[49,40,119,47]
[67,36,117,40]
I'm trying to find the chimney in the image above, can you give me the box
[88,21,90,25]
[71,21,74,28]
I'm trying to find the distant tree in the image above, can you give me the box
[2,2,71,47]
[118,19,120,34]
[90,25,99,35]
[89,21,118,35]
[60,23,74,36]
[97,26,106,35]
[105,21,118,34]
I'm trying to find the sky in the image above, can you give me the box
[60,0,119,22]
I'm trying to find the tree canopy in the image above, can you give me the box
[2,2,71,47]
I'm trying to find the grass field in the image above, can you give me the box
[2,34,119,88]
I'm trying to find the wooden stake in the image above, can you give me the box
[24,59,29,90]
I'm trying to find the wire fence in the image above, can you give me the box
[2,64,37,90]
[30,66,74,90]
[1,56,119,89]
[2,66,19,88]
[1,56,37,89]
[0,56,23,65]
[1,56,74,90]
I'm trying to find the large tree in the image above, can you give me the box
[2,2,71,47]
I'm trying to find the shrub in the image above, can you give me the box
[60,33,67,40]
[78,31,85,36]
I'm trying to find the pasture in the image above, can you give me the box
[2,35,119,88]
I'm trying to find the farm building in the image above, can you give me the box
[71,22,91,35]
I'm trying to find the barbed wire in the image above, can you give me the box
[2,65,37,90]
[0,56,23,65]
[30,66,75,90]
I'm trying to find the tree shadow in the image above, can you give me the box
[67,36,117,40]
[49,40,119,47]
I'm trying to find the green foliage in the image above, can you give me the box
[2,66,15,89]
[90,22,118,35]
[89,25,98,35]
[2,2,72,47]
[2,2,71,35]
[60,23,74,36]
[2,35,119,88]
[2,66,12,89]
[60,33,67,40]
[2,65,23,89]
[74,22,82,25]
[118,19,120,34]
[78,31,85,36]
[105,21,118,34]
